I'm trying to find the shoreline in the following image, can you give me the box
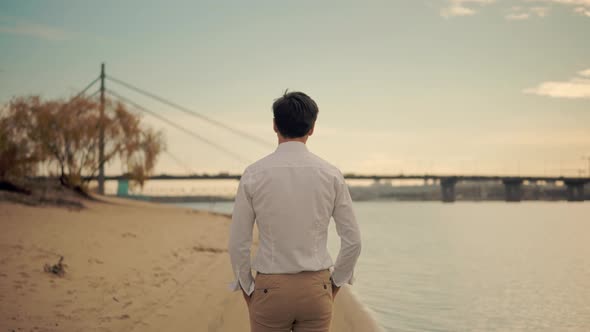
[0,197,381,332]
[107,193,589,204]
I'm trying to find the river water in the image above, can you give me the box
[174,201,590,331]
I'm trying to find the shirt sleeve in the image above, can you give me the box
[228,169,256,296]
[331,174,362,287]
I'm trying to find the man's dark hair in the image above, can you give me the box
[272,90,319,138]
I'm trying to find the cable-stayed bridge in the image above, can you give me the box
[69,64,589,202]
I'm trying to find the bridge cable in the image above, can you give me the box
[70,76,101,101]
[105,75,273,149]
[163,150,197,175]
[106,89,250,164]
[88,88,101,99]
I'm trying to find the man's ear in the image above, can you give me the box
[273,118,278,133]
[307,123,315,136]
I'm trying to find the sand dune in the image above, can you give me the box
[0,197,380,332]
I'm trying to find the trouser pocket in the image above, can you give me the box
[250,286,290,328]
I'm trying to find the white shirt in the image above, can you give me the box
[228,141,362,295]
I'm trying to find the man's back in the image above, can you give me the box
[227,91,361,332]
[244,141,346,274]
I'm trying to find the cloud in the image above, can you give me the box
[530,6,551,16]
[526,0,590,6]
[0,16,71,41]
[506,12,531,19]
[524,68,590,98]
[505,5,550,19]
[574,5,590,15]
[440,0,496,18]
[540,0,590,5]
[526,0,590,16]
[441,0,589,18]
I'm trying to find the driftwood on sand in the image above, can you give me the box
[43,256,66,277]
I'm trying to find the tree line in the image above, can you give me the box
[0,95,165,192]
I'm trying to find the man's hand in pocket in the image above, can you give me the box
[242,289,252,306]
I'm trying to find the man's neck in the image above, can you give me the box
[277,136,308,145]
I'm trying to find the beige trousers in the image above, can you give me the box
[248,269,333,332]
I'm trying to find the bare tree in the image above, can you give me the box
[0,97,44,180]
[1,95,165,190]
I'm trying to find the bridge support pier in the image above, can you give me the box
[564,179,587,202]
[440,177,458,203]
[117,179,129,197]
[503,179,523,202]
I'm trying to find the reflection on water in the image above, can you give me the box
[175,201,590,331]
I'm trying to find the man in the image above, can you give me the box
[228,91,362,332]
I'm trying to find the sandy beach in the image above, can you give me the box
[0,197,380,332]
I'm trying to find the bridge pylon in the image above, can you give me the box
[440,177,458,203]
[564,179,588,202]
[502,178,523,202]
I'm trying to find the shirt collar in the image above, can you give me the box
[275,141,309,153]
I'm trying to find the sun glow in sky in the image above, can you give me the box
[1,1,589,176]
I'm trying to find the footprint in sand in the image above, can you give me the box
[153,276,171,288]
[88,280,102,289]
[54,311,73,320]
[88,258,104,264]
[33,252,51,260]
[100,314,130,323]
[77,307,100,315]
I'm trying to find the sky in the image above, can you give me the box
[1,0,589,177]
